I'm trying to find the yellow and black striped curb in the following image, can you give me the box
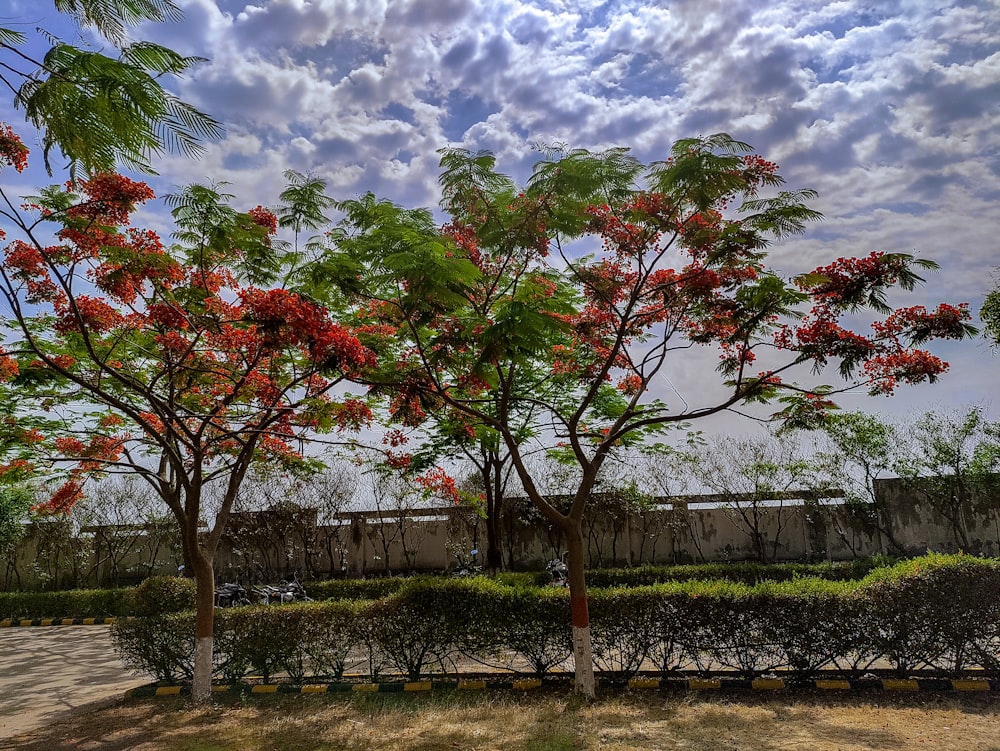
[0,616,118,627]
[127,676,998,698]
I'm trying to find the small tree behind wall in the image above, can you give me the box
[894,407,1000,551]
[811,411,907,555]
[76,475,179,586]
[327,133,976,696]
[674,432,831,563]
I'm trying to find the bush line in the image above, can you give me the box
[110,554,1000,684]
[0,556,897,619]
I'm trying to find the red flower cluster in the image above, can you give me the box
[862,350,948,395]
[90,229,183,305]
[616,373,644,395]
[798,252,910,307]
[0,347,18,381]
[54,295,124,334]
[240,288,373,368]
[415,466,461,505]
[64,173,155,228]
[0,458,33,482]
[873,304,972,342]
[384,451,412,470]
[248,205,278,234]
[35,480,85,515]
[330,399,373,431]
[3,241,59,303]
[0,123,28,172]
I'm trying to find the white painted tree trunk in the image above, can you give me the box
[193,636,213,702]
[572,623,596,697]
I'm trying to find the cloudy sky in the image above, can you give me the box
[5,0,999,434]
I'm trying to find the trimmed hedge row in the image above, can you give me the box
[0,575,197,620]
[285,557,898,600]
[583,556,896,588]
[112,554,1000,683]
[0,557,895,618]
[0,587,135,619]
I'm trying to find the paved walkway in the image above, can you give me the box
[0,625,147,741]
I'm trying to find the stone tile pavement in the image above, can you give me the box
[0,625,146,741]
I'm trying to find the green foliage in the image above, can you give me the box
[165,182,282,286]
[111,611,196,681]
[108,556,1000,684]
[0,587,134,619]
[3,1,221,175]
[308,577,409,601]
[0,483,32,551]
[589,586,662,676]
[132,575,196,616]
[479,585,572,677]
[54,1,183,46]
[584,557,892,588]
[364,578,497,680]
[859,554,1000,675]
[982,272,1000,347]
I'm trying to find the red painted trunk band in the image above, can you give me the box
[570,594,589,628]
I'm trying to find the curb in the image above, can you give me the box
[126,676,999,698]
[0,617,118,627]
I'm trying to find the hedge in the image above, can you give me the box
[0,587,135,619]
[111,554,1000,683]
[307,577,408,601]
[583,556,895,588]
[0,557,897,620]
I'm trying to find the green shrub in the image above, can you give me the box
[215,601,364,682]
[756,578,856,680]
[0,587,134,619]
[111,612,197,682]
[486,587,572,677]
[132,576,196,616]
[363,578,494,681]
[589,587,662,677]
[858,554,1000,676]
[106,555,1000,684]
[308,577,408,601]
[493,571,540,588]
[585,557,894,588]
[676,580,784,677]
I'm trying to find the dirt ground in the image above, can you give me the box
[6,689,1000,751]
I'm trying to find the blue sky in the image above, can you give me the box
[3,0,998,436]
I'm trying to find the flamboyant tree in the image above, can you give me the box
[322,134,976,696]
[0,129,374,701]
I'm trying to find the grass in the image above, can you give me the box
[8,689,1000,751]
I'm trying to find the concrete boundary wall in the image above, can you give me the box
[3,477,998,590]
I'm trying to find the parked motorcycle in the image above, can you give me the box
[546,551,569,587]
[214,581,250,608]
[450,549,483,578]
[254,577,312,604]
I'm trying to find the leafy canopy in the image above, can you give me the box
[1,0,221,175]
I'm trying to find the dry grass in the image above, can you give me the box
[8,689,1000,751]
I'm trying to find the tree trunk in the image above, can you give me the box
[485,499,503,573]
[191,552,215,703]
[482,459,504,573]
[564,519,595,697]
